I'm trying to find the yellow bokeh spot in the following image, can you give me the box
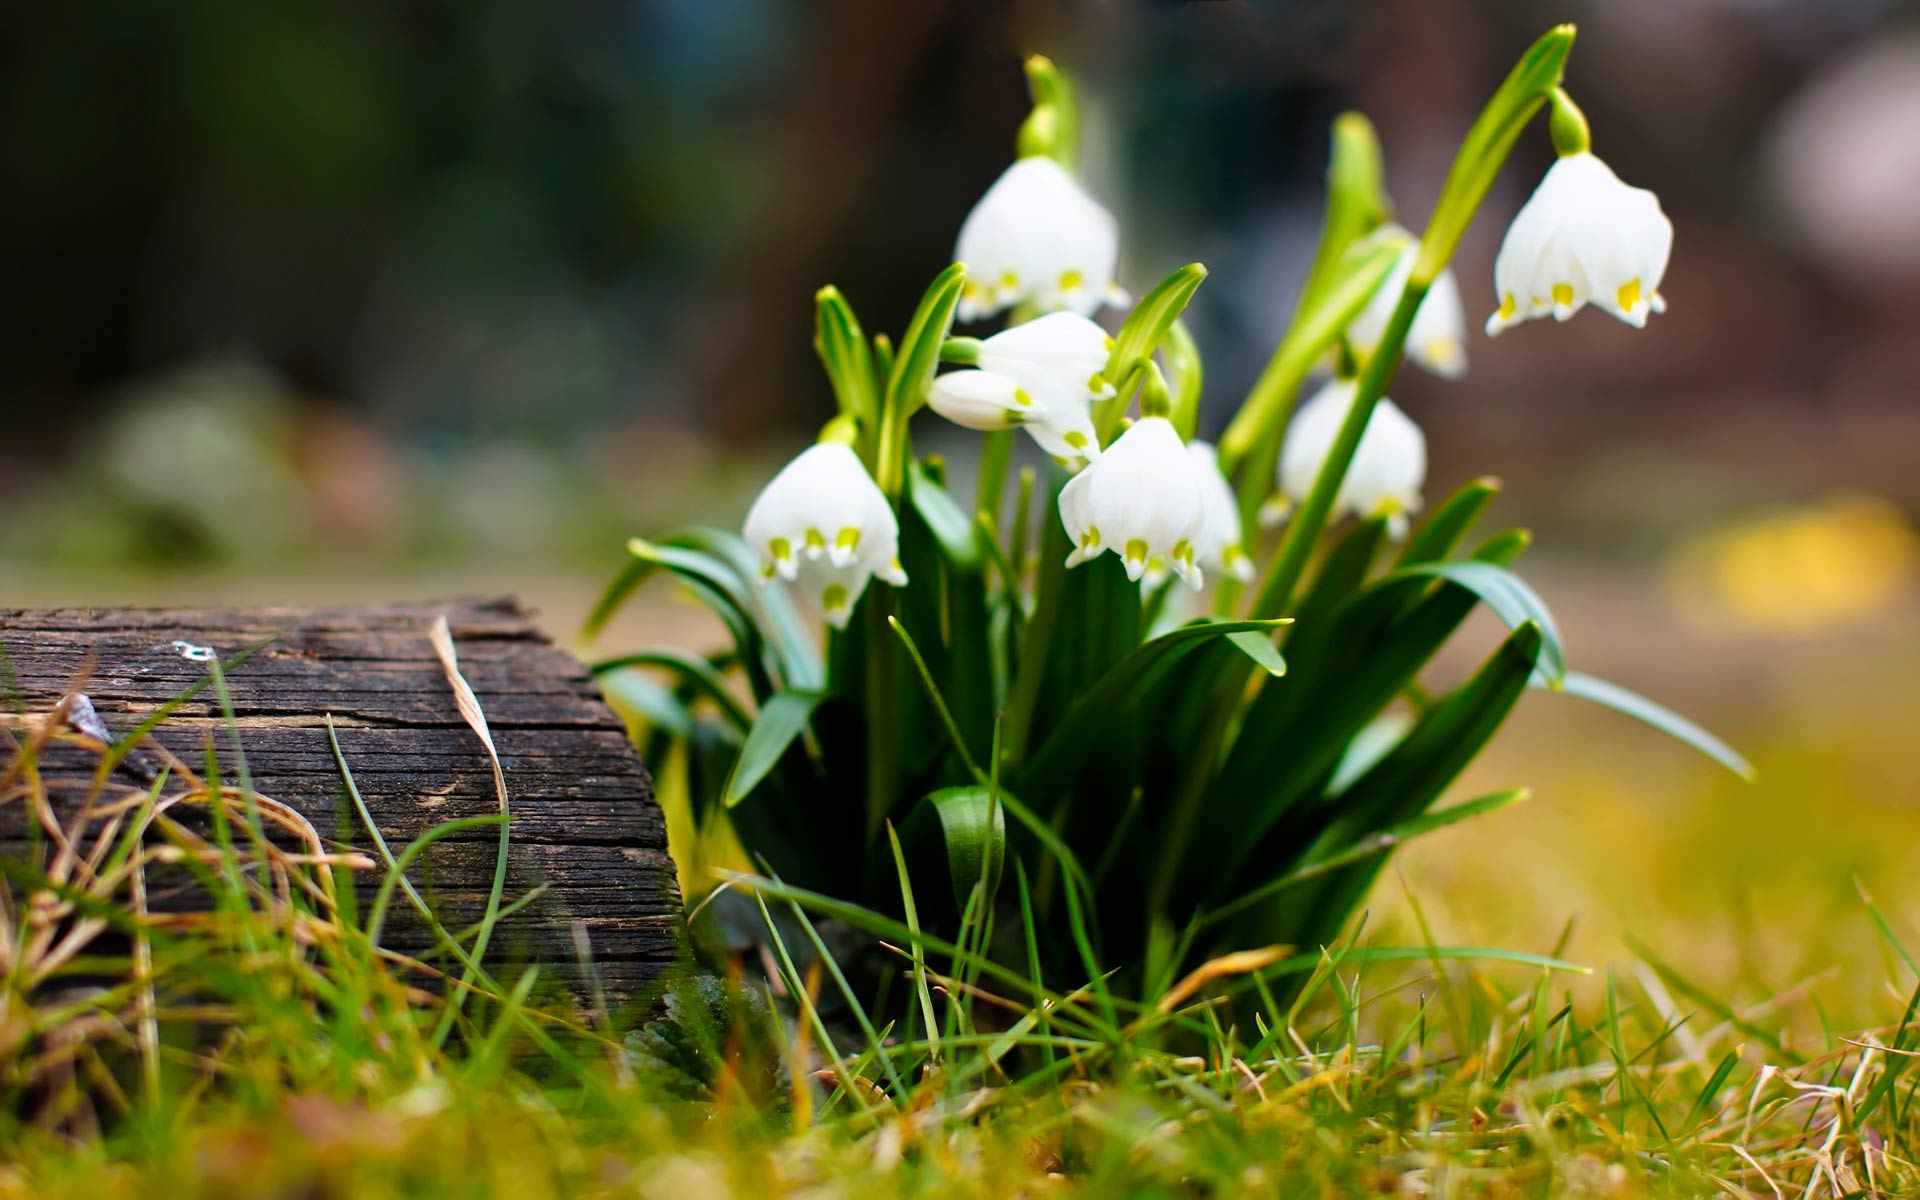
[1668,495,1918,634]
[1551,283,1575,308]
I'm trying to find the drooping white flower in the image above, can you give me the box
[1347,227,1469,380]
[954,157,1129,323]
[1187,440,1254,583]
[1059,416,1206,588]
[1485,151,1673,335]
[1272,379,1426,539]
[928,312,1112,464]
[742,442,906,627]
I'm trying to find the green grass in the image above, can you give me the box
[5,662,1918,1199]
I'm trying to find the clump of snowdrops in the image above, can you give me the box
[589,26,1748,1002]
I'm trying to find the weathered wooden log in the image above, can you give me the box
[0,598,684,1011]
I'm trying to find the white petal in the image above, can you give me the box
[1277,381,1424,527]
[1407,265,1469,380]
[928,370,1028,431]
[1058,468,1102,566]
[977,311,1112,399]
[954,157,1124,321]
[1185,440,1246,577]
[1022,394,1101,465]
[792,557,871,630]
[742,442,892,581]
[1084,417,1204,572]
[1488,151,1672,335]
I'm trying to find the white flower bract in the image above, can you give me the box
[928,312,1112,465]
[742,442,906,628]
[1348,228,1469,380]
[1485,151,1672,336]
[1058,416,1206,588]
[1274,380,1426,539]
[1187,441,1254,584]
[954,157,1129,323]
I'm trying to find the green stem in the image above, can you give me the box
[865,592,902,843]
[976,430,1013,528]
[1000,470,1070,766]
[1248,282,1425,621]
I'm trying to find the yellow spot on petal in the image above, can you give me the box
[822,584,850,613]
[1012,388,1033,408]
[1084,526,1102,551]
[1172,539,1194,568]
[804,529,827,552]
[835,527,861,553]
[999,270,1019,290]
[1498,294,1517,321]
[962,282,988,303]
[1103,335,1116,351]
[769,536,792,562]
[1551,283,1574,308]
[1086,371,1106,393]
[1059,269,1084,292]
[1063,431,1088,449]
[1124,538,1149,565]
[1617,277,1642,312]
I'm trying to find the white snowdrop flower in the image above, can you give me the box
[1187,441,1255,584]
[954,157,1129,323]
[927,312,1112,464]
[1272,380,1426,539]
[1058,416,1206,588]
[1347,228,1469,380]
[742,443,906,627]
[1484,151,1673,336]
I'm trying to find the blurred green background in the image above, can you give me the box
[5,0,1918,1017]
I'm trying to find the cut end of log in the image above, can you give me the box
[0,597,686,1014]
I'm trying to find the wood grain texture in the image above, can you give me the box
[0,598,685,1010]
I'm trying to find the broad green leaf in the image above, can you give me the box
[814,286,878,430]
[1294,112,1388,312]
[1246,622,1543,946]
[1548,670,1754,781]
[590,648,750,732]
[1396,475,1501,567]
[624,537,777,699]
[1103,263,1207,391]
[1226,629,1286,676]
[884,263,967,423]
[723,690,826,808]
[658,527,821,691]
[907,461,983,570]
[926,785,1006,914]
[1201,787,1530,930]
[1385,559,1565,685]
[1198,530,1533,893]
[582,553,653,641]
[1016,617,1290,804]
